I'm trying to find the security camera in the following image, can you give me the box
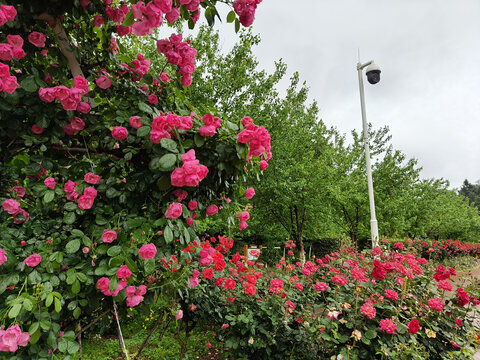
[365,63,381,84]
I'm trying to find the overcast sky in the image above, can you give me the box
[190,1,480,189]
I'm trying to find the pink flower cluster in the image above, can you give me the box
[150,113,193,143]
[0,324,30,352]
[64,180,79,201]
[0,5,16,27]
[233,0,262,27]
[38,75,90,112]
[236,211,250,231]
[62,117,85,136]
[157,34,197,87]
[0,63,18,94]
[97,277,127,296]
[105,3,129,24]
[24,254,42,267]
[237,119,272,170]
[120,53,151,82]
[126,285,147,307]
[1,199,29,224]
[171,149,208,187]
[199,113,221,137]
[130,0,176,36]
[165,202,183,219]
[0,34,25,62]
[78,186,98,210]
[379,318,397,334]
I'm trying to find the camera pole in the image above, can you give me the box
[357,60,379,248]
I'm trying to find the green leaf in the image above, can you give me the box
[144,259,155,274]
[23,298,33,311]
[227,121,239,131]
[122,10,134,27]
[43,190,55,203]
[54,298,62,313]
[67,340,80,354]
[364,329,377,339]
[194,133,205,147]
[46,293,54,307]
[183,227,190,243]
[25,163,41,175]
[66,239,81,254]
[136,126,151,137]
[160,138,178,153]
[227,10,236,23]
[235,18,240,33]
[30,329,41,344]
[107,246,122,257]
[58,338,68,352]
[138,102,153,114]
[64,202,77,211]
[64,212,76,225]
[164,225,173,244]
[9,303,22,318]
[71,280,81,294]
[29,322,40,334]
[150,153,177,172]
[127,217,145,229]
[73,307,81,319]
[20,75,39,92]
[71,229,84,237]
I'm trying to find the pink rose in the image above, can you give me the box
[198,125,217,137]
[239,221,248,231]
[165,202,183,219]
[2,199,20,215]
[112,126,128,141]
[148,94,158,105]
[28,31,46,48]
[53,86,70,100]
[165,8,180,23]
[31,124,45,134]
[139,243,157,260]
[6,35,23,48]
[2,76,19,94]
[206,205,218,216]
[101,229,117,243]
[126,295,144,307]
[188,200,197,210]
[84,172,100,184]
[76,102,91,113]
[175,309,183,320]
[12,186,25,199]
[13,208,29,224]
[44,177,55,189]
[0,63,10,77]
[136,285,147,296]
[95,76,112,89]
[82,247,90,254]
[12,47,26,60]
[117,265,132,279]
[125,286,136,297]
[0,248,7,266]
[77,195,94,210]
[73,75,89,95]
[0,43,13,61]
[186,217,193,226]
[83,186,97,198]
[24,254,42,267]
[244,187,255,199]
[236,211,250,222]
[1,5,17,21]
[93,15,105,27]
[259,160,268,170]
[38,88,55,103]
[129,116,142,129]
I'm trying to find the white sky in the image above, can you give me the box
[188,1,480,189]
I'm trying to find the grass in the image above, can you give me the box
[63,309,222,360]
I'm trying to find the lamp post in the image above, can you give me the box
[357,60,381,248]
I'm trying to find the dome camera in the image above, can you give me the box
[365,63,381,84]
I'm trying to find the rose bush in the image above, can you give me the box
[185,238,480,359]
[0,0,265,358]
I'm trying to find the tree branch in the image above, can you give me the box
[32,13,83,78]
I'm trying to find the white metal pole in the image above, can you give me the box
[357,62,379,248]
